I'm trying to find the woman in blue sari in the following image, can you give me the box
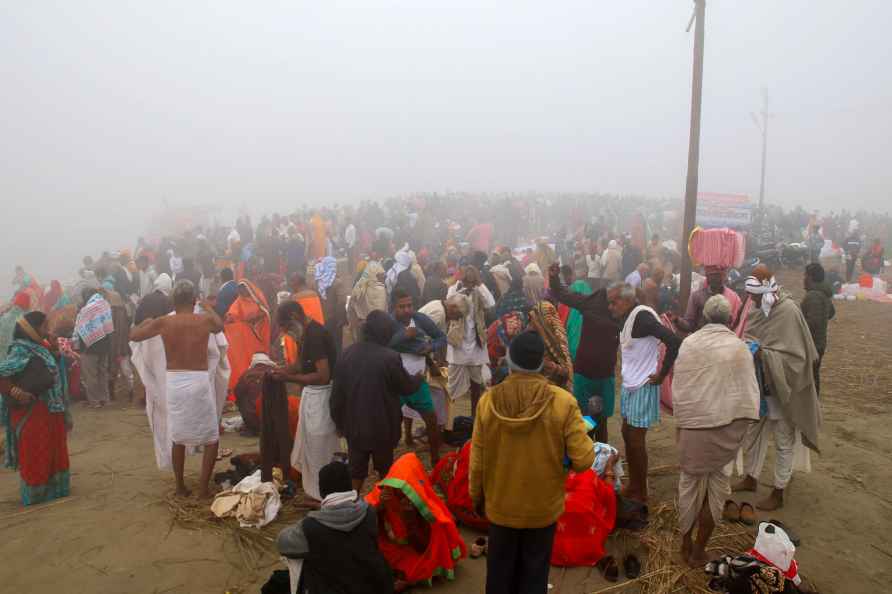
[0,311,71,505]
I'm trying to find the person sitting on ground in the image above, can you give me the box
[672,295,760,567]
[276,461,395,594]
[233,353,276,437]
[366,452,466,589]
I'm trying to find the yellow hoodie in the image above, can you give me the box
[469,372,595,529]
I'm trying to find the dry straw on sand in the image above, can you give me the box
[591,502,817,594]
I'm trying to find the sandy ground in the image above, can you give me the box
[2,270,892,594]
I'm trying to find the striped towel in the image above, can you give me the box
[74,293,114,348]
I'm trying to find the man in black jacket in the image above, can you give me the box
[277,462,394,593]
[330,310,422,491]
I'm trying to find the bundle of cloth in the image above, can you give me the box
[689,227,746,270]
[365,453,466,586]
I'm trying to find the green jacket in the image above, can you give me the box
[801,281,835,354]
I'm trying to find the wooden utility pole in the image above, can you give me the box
[679,0,706,309]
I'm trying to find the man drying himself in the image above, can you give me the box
[330,310,423,492]
[470,332,595,594]
[675,265,741,334]
[446,266,496,418]
[733,274,821,512]
[273,301,340,503]
[801,263,835,395]
[276,461,394,594]
[389,288,445,466]
[548,264,619,443]
[130,280,224,498]
[607,282,681,503]
[672,295,759,567]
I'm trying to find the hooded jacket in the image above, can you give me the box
[469,372,595,529]
[277,497,394,594]
[800,280,835,354]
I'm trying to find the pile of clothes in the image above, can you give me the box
[705,521,811,594]
[211,467,283,528]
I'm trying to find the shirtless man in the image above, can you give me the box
[131,280,224,497]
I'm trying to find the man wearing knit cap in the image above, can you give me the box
[470,331,595,594]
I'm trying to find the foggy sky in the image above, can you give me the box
[2,1,890,283]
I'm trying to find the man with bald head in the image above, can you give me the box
[131,279,224,498]
[607,282,681,503]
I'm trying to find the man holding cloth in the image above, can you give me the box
[130,280,224,498]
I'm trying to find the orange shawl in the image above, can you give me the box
[366,453,466,585]
[225,281,272,395]
[294,290,325,325]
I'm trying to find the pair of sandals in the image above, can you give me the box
[597,554,640,582]
[723,500,757,526]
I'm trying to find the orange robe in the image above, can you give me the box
[366,453,466,585]
[224,283,271,396]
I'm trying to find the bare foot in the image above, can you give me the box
[175,486,192,498]
[756,488,784,511]
[732,475,758,493]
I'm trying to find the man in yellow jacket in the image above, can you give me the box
[470,331,595,594]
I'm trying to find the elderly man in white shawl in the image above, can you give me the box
[672,295,759,567]
[732,274,821,512]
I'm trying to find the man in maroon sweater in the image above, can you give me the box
[549,264,620,442]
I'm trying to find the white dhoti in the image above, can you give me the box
[738,414,809,490]
[166,370,220,447]
[290,384,340,500]
[677,463,733,534]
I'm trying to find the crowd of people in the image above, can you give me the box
[2,191,881,593]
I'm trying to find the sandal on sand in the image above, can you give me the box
[738,502,757,526]
[722,500,740,522]
[623,554,641,579]
[216,448,233,461]
[470,537,488,559]
[597,555,619,582]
